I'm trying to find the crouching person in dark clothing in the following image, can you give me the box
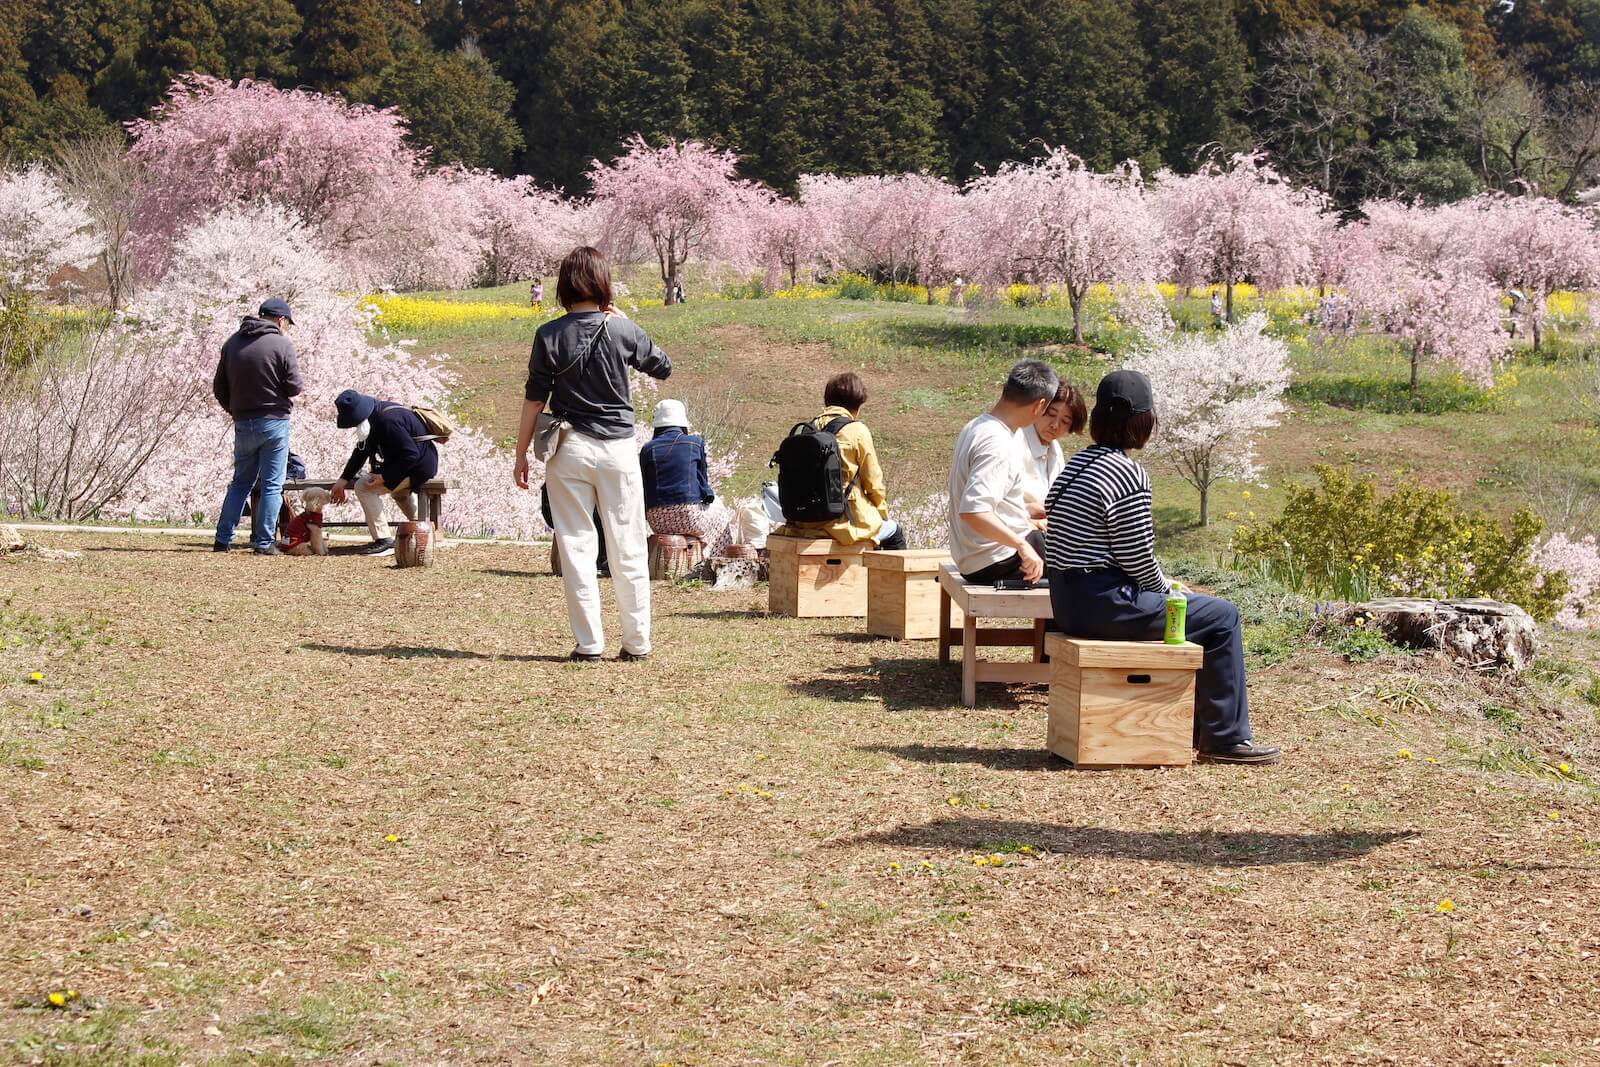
[329,389,438,557]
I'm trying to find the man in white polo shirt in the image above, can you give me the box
[947,359,1058,584]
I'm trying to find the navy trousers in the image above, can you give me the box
[1048,568,1253,750]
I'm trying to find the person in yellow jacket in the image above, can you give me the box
[775,371,907,549]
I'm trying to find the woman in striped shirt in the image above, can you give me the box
[1043,370,1280,766]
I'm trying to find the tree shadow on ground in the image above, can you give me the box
[675,609,769,621]
[860,743,1059,771]
[478,568,552,579]
[837,817,1419,867]
[302,642,566,663]
[791,658,1029,712]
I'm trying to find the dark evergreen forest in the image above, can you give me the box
[3,0,1598,205]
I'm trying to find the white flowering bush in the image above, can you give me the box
[1126,312,1291,526]
[1532,533,1600,630]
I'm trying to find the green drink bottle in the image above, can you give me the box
[1163,582,1187,645]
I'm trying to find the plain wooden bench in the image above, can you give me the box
[937,562,1054,708]
[253,478,454,535]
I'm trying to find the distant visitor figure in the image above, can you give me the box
[212,297,301,556]
[530,279,545,308]
[516,246,672,661]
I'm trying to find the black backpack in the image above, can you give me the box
[770,415,856,524]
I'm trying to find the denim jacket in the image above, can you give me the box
[640,427,712,508]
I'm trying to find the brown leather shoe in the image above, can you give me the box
[1198,741,1282,765]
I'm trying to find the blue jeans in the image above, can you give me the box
[215,417,291,549]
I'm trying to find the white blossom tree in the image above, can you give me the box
[1126,312,1291,526]
[0,165,99,298]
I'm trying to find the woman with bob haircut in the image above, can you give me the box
[775,370,906,550]
[1018,380,1088,507]
[1041,369,1280,765]
[515,246,673,661]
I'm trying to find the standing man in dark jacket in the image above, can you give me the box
[212,297,302,555]
[329,389,439,556]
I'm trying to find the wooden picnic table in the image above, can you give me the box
[936,563,1055,708]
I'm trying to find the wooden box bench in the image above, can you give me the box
[1045,634,1204,768]
[936,563,1054,708]
[768,535,869,617]
[864,549,964,640]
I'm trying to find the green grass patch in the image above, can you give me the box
[1000,996,1094,1029]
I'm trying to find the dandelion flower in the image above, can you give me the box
[1424,757,1438,764]
[887,862,900,871]
[1241,490,1252,499]
[816,900,828,910]
[946,796,961,807]
[1557,763,1572,775]
[1435,899,1454,913]
[919,860,934,871]
[1397,749,1413,760]
[383,834,399,843]
[47,991,66,1007]
[1019,845,1035,855]
[1340,784,1355,793]
[1547,811,1561,821]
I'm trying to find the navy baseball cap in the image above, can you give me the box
[259,297,295,325]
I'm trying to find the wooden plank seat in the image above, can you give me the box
[257,478,454,535]
[1045,635,1204,768]
[936,563,1055,708]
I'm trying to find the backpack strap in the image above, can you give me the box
[820,414,860,495]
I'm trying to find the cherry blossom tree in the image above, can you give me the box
[748,194,824,290]
[1341,215,1508,401]
[457,171,580,287]
[1155,152,1330,322]
[1464,193,1600,351]
[1533,533,1600,630]
[800,173,970,298]
[0,165,99,297]
[968,149,1164,342]
[74,201,547,537]
[588,136,755,304]
[1126,312,1291,526]
[126,76,455,287]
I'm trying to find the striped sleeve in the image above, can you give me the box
[1104,469,1168,593]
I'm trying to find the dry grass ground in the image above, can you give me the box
[3,534,1598,1065]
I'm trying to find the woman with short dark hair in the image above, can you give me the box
[515,246,672,661]
[1042,370,1279,765]
[775,371,906,550]
[1019,381,1088,505]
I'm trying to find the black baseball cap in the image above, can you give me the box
[1095,369,1154,416]
[259,297,295,325]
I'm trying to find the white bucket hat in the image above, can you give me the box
[652,399,690,430]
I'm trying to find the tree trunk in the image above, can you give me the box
[1069,287,1084,344]
[1198,481,1210,527]
[1532,316,1542,353]
[1410,344,1421,407]
[1225,280,1235,324]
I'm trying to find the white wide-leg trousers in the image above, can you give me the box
[543,431,651,656]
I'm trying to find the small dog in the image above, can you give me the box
[279,487,331,556]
